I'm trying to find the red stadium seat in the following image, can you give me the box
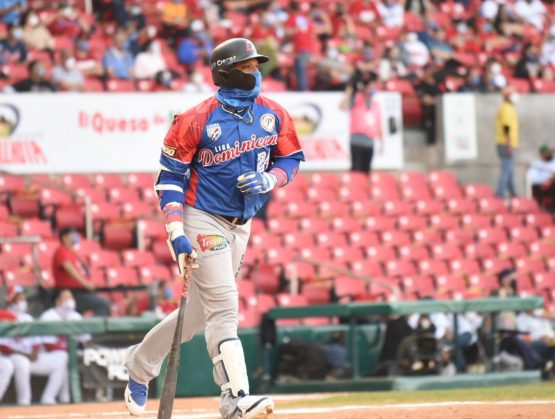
[449,259,481,276]
[412,229,444,246]
[55,204,86,231]
[251,263,281,294]
[429,213,459,230]
[9,195,41,218]
[482,258,513,276]
[541,226,555,243]
[385,259,417,277]
[415,199,444,216]
[236,279,256,298]
[460,213,491,231]
[493,213,523,229]
[318,201,350,219]
[338,185,369,202]
[348,230,380,247]
[477,227,508,245]
[315,231,349,249]
[401,184,433,201]
[418,259,449,276]
[402,275,435,297]
[60,174,91,190]
[121,202,155,219]
[383,200,415,216]
[381,230,412,247]
[108,187,141,203]
[398,215,427,231]
[508,227,539,243]
[310,173,340,190]
[351,259,384,277]
[464,184,495,200]
[334,277,371,302]
[331,246,365,264]
[238,306,261,329]
[282,231,316,250]
[88,249,121,269]
[106,266,141,287]
[525,212,554,228]
[151,239,174,265]
[514,257,545,275]
[273,187,305,204]
[0,220,18,237]
[0,204,9,220]
[365,245,397,262]
[509,197,539,214]
[528,242,555,259]
[432,185,463,200]
[431,243,463,260]
[20,218,53,239]
[297,216,330,234]
[121,249,156,267]
[399,171,428,188]
[285,261,317,280]
[435,275,467,294]
[276,293,308,325]
[365,215,397,232]
[464,243,496,260]
[370,172,397,190]
[428,171,458,188]
[497,242,527,259]
[533,272,555,290]
[331,216,362,233]
[102,222,135,250]
[0,254,22,271]
[138,264,172,284]
[447,199,478,215]
[370,184,401,201]
[478,197,508,214]
[301,283,331,304]
[93,174,124,189]
[398,244,430,261]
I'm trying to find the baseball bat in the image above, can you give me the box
[157,281,187,419]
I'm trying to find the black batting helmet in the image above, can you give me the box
[210,38,269,89]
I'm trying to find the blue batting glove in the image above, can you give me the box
[166,222,198,279]
[237,171,277,195]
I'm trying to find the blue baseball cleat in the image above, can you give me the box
[124,377,148,416]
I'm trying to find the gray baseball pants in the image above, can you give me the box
[124,205,251,418]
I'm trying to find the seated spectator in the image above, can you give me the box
[540,25,555,68]
[353,41,377,76]
[47,2,92,38]
[401,32,430,69]
[515,43,541,79]
[11,60,56,92]
[481,59,507,92]
[308,2,332,42]
[517,309,555,376]
[350,0,381,26]
[457,67,483,92]
[74,35,104,78]
[103,28,134,80]
[182,69,212,93]
[514,0,546,31]
[21,9,54,53]
[480,0,501,22]
[497,268,518,297]
[527,144,555,211]
[0,23,27,64]
[329,3,355,40]
[0,0,26,26]
[52,49,84,91]
[314,39,352,91]
[52,227,110,317]
[161,0,187,42]
[0,286,69,405]
[421,25,455,65]
[133,40,167,80]
[377,0,404,28]
[115,1,146,31]
[378,45,408,82]
[177,30,203,74]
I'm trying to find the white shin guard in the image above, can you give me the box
[212,338,249,397]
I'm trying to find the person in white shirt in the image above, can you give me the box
[527,144,555,211]
[0,286,69,405]
[401,32,430,68]
[541,25,555,68]
[377,0,405,28]
[514,0,546,31]
[133,40,167,80]
[517,309,555,372]
[481,0,501,21]
[40,289,92,403]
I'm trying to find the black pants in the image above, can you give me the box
[73,289,111,317]
[405,0,426,14]
[351,144,375,173]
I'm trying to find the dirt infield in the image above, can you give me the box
[3,396,555,419]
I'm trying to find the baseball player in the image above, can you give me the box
[0,286,70,405]
[124,37,304,419]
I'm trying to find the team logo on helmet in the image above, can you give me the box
[206,123,222,142]
[260,113,275,133]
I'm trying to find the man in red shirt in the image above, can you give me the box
[52,227,110,316]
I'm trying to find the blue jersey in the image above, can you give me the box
[157,95,305,219]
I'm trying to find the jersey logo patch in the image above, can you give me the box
[260,113,275,133]
[206,123,222,142]
[162,143,177,157]
[197,234,230,252]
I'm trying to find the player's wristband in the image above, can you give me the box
[269,168,288,188]
[162,202,184,225]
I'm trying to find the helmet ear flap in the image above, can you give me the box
[218,68,256,90]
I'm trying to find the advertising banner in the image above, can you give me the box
[0,92,402,174]
[443,93,478,162]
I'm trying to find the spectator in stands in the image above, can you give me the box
[11,60,56,92]
[47,2,92,38]
[39,289,92,403]
[421,25,455,65]
[517,309,555,376]
[339,70,383,173]
[514,0,546,31]
[540,25,555,68]
[314,39,352,91]
[0,0,26,25]
[286,0,319,91]
[330,3,355,40]
[445,312,483,373]
[52,227,110,317]
[115,1,146,32]
[378,45,408,81]
[378,0,405,28]
[103,28,134,80]
[182,69,212,93]
[133,40,167,81]
[495,86,520,198]
[308,2,332,42]
[415,65,441,145]
[353,41,377,76]
[405,0,426,15]
[515,43,541,79]
[481,59,507,92]
[177,30,203,74]
[457,67,483,92]
[497,268,518,296]
[349,0,381,26]
[161,0,187,42]
[400,32,430,69]
[74,35,104,78]
[52,49,84,91]
[0,23,27,64]
[375,315,414,376]
[0,286,69,405]
[21,9,54,53]
[527,144,555,212]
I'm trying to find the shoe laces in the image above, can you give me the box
[129,378,148,403]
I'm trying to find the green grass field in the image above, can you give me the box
[281,382,555,408]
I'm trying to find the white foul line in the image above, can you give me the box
[7,400,555,419]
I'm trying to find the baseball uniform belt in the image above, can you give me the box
[218,214,250,225]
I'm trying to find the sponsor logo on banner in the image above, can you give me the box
[77,111,166,134]
[206,123,222,142]
[197,234,230,252]
[0,103,48,165]
[83,346,128,381]
[290,103,321,135]
[260,113,275,133]
[162,143,177,157]
[198,134,278,167]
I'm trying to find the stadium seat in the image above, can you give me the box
[138,264,172,284]
[3,269,37,287]
[398,215,427,231]
[121,202,155,219]
[330,216,362,233]
[331,246,365,264]
[301,283,332,304]
[514,257,546,275]
[318,201,350,218]
[350,259,384,277]
[412,229,444,246]
[418,260,449,276]
[482,258,513,276]
[468,274,498,295]
[337,185,369,202]
[334,277,370,302]
[339,172,369,189]
[284,261,317,280]
[283,231,316,250]
[398,244,430,261]
[307,186,337,203]
[0,220,18,237]
[414,199,444,216]
[88,249,121,269]
[464,183,495,200]
[8,195,41,218]
[541,226,555,243]
[435,275,467,294]
[251,263,281,294]
[477,227,508,245]
[497,242,527,259]
[267,217,298,234]
[385,259,417,277]
[0,175,26,198]
[460,214,491,231]
[509,197,540,214]
[151,239,174,265]
[298,217,330,234]
[528,242,555,259]
[533,272,555,291]
[284,201,316,218]
[276,293,307,325]
[0,204,9,220]
[93,174,124,189]
[428,171,458,188]
[105,266,141,287]
[447,199,478,215]
[102,222,135,250]
[108,187,141,203]
[432,185,464,200]
[60,174,91,190]
[19,218,53,239]
[464,243,496,260]
[365,215,397,232]
[429,214,459,230]
[310,172,340,190]
[370,172,397,190]
[478,197,507,214]
[315,231,349,249]
[381,230,412,247]
[351,200,383,217]
[493,213,524,229]
[383,200,415,216]
[348,230,380,248]
[402,275,435,297]
[238,306,261,329]
[508,227,539,244]
[370,184,401,201]
[431,243,463,260]
[236,279,256,298]
[121,249,156,267]
[525,212,554,228]
[449,259,481,276]
[0,254,22,271]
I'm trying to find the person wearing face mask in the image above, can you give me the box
[0,286,70,405]
[495,86,520,198]
[21,9,55,52]
[52,227,110,317]
[0,23,27,64]
[52,49,84,91]
[12,60,57,92]
[133,40,168,81]
[123,38,304,419]
[339,70,384,172]
[527,144,555,211]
